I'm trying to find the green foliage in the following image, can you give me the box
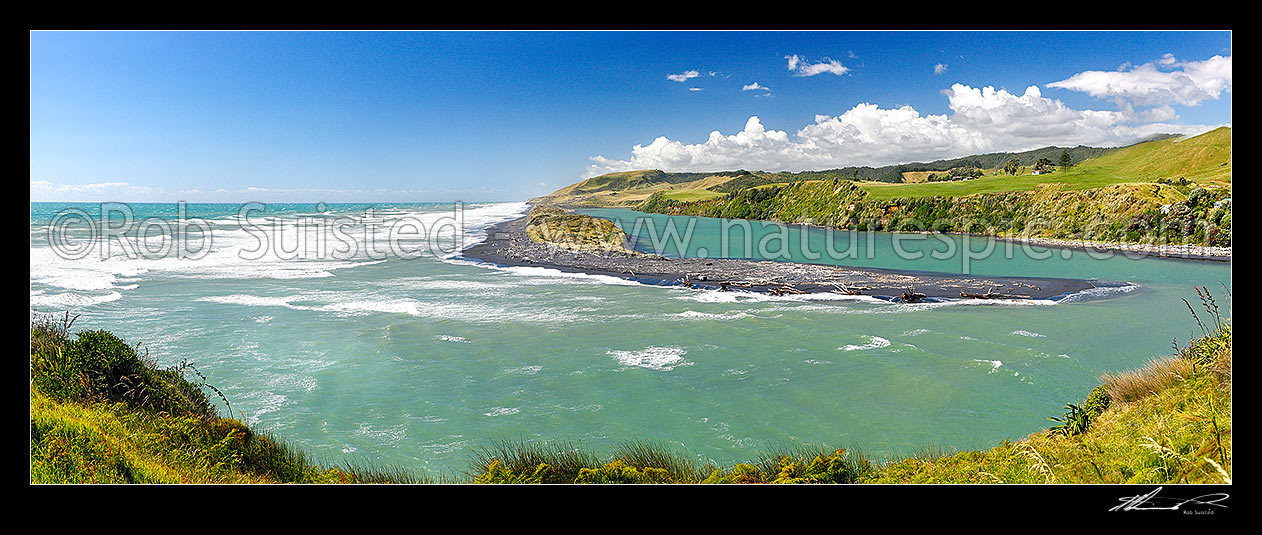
[695,447,875,484]
[30,317,215,418]
[1047,403,1091,436]
[574,459,669,484]
[1083,384,1112,418]
[639,179,1230,246]
[927,166,983,182]
[702,463,766,484]
[525,206,637,253]
[1004,158,1021,175]
[473,459,550,484]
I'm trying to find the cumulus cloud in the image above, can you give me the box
[585,83,1220,177]
[934,63,948,75]
[667,70,701,83]
[786,54,850,77]
[1047,54,1231,107]
[741,82,771,91]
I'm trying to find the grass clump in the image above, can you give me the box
[467,440,873,484]
[1102,356,1197,403]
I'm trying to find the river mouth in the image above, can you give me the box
[461,214,1136,304]
[31,202,1231,479]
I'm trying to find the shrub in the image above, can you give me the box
[1047,403,1091,436]
[1083,384,1112,418]
[574,459,669,484]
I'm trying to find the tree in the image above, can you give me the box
[1059,150,1072,168]
[1033,158,1054,173]
[1004,158,1021,175]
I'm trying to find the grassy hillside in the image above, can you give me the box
[532,137,1156,208]
[1078,126,1231,184]
[862,127,1231,201]
[533,170,751,208]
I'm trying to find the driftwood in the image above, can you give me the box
[899,289,927,303]
[769,286,806,296]
[960,287,1031,300]
[832,283,869,295]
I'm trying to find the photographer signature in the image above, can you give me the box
[1110,487,1229,512]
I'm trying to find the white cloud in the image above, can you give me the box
[689,87,703,92]
[667,70,700,83]
[786,54,850,77]
[934,63,948,75]
[1047,54,1231,107]
[741,82,771,92]
[585,83,1220,177]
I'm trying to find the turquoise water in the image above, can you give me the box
[30,202,1231,478]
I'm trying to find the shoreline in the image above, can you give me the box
[569,206,1231,264]
[461,215,1126,302]
[984,235,1230,263]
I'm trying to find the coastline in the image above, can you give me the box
[461,215,1123,302]
[584,207,1233,264]
[985,235,1230,263]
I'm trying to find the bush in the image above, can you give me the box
[1083,384,1112,418]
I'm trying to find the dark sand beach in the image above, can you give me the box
[461,216,1124,301]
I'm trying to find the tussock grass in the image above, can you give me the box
[609,440,709,482]
[1102,356,1197,403]
[467,438,605,483]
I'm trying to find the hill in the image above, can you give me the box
[535,129,1228,209]
[862,127,1231,200]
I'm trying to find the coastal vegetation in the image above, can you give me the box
[524,206,640,254]
[32,289,1230,484]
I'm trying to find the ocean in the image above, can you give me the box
[29,201,1232,478]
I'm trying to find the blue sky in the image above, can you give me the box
[30,31,1231,202]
